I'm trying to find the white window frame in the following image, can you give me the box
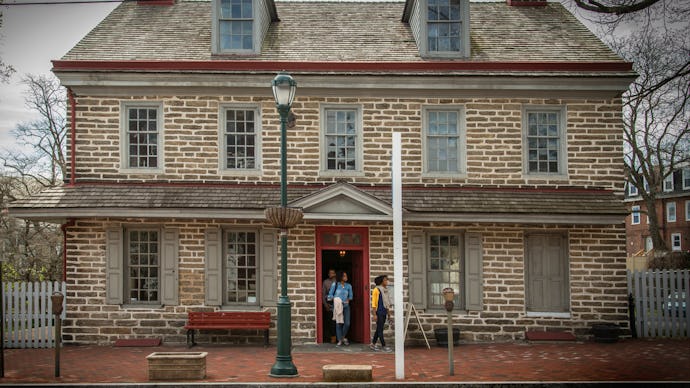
[120,101,164,173]
[627,182,639,196]
[212,0,258,54]
[683,168,690,190]
[426,231,465,311]
[663,173,674,192]
[124,227,162,306]
[686,200,690,221]
[218,104,262,175]
[319,104,364,177]
[671,233,682,251]
[223,228,260,307]
[420,0,471,58]
[422,105,466,177]
[631,205,641,225]
[667,201,677,222]
[522,106,568,179]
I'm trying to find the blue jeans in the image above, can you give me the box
[335,305,351,342]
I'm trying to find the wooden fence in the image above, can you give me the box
[2,281,67,348]
[628,270,689,338]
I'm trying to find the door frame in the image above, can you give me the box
[315,226,370,343]
[524,232,570,313]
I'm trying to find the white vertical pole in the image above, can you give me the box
[392,132,404,380]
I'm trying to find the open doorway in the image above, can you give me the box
[316,227,370,344]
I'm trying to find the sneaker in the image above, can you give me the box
[343,338,350,346]
[382,346,393,353]
[369,343,380,351]
[336,341,342,347]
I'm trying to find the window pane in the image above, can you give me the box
[325,109,358,171]
[126,107,159,168]
[427,110,461,172]
[226,231,258,304]
[126,230,159,303]
[427,233,462,308]
[526,111,561,174]
[225,109,257,169]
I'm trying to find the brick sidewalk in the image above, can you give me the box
[2,339,689,384]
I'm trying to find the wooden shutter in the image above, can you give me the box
[408,231,427,310]
[259,230,278,306]
[160,228,179,306]
[105,227,123,305]
[204,228,222,306]
[464,232,483,311]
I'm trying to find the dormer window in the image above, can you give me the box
[407,0,470,58]
[213,0,277,54]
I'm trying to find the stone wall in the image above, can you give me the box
[68,95,624,191]
[63,218,628,345]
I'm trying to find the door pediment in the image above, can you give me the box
[290,183,392,220]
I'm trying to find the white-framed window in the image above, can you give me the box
[627,182,639,197]
[671,233,682,251]
[213,0,255,53]
[683,168,690,190]
[631,205,641,225]
[422,0,470,57]
[219,105,261,172]
[667,202,676,222]
[422,106,466,175]
[686,200,690,221]
[645,236,653,252]
[427,233,464,309]
[224,230,259,305]
[320,105,363,174]
[105,227,179,306]
[120,102,164,172]
[523,106,567,177]
[663,173,674,192]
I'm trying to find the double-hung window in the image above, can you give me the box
[423,107,465,175]
[686,200,690,221]
[663,173,674,192]
[221,106,260,171]
[427,233,464,309]
[322,106,362,173]
[631,206,641,225]
[523,107,567,177]
[122,103,163,171]
[105,227,179,306]
[627,182,638,197]
[216,0,254,52]
[683,168,690,190]
[667,202,677,222]
[671,233,682,251]
[225,230,259,305]
[423,0,469,57]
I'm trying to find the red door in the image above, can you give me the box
[316,227,370,344]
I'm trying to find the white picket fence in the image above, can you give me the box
[2,281,67,348]
[628,270,689,338]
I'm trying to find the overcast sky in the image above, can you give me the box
[0,0,611,151]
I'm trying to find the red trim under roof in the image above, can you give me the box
[51,60,634,73]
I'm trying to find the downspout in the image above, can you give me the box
[67,88,77,186]
[61,220,75,282]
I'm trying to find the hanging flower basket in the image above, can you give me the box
[264,207,303,229]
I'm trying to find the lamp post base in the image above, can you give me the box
[269,297,298,377]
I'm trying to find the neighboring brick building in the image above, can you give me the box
[9,0,636,345]
[625,167,690,256]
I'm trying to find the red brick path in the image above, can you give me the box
[2,339,689,384]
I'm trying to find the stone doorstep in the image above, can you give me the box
[322,364,373,382]
[147,351,207,381]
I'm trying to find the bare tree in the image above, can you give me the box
[0,1,17,84]
[1,74,67,187]
[0,74,67,281]
[617,25,690,252]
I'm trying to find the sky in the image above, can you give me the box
[0,0,119,147]
[0,0,616,152]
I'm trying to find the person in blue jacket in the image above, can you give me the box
[327,271,353,346]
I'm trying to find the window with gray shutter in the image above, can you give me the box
[259,230,278,306]
[105,227,123,305]
[204,228,223,306]
[408,232,427,310]
[464,233,483,311]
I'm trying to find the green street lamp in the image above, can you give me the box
[267,72,301,378]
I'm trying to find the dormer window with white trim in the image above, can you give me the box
[406,0,470,58]
[663,173,674,192]
[212,0,274,54]
[627,182,638,197]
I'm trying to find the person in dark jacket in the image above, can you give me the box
[370,274,392,352]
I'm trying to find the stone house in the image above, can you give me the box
[9,0,636,345]
[625,166,690,256]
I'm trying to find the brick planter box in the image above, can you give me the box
[146,352,207,380]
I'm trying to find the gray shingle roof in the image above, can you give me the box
[8,184,626,216]
[61,0,622,63]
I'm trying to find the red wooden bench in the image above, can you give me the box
[184,311,271,348]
